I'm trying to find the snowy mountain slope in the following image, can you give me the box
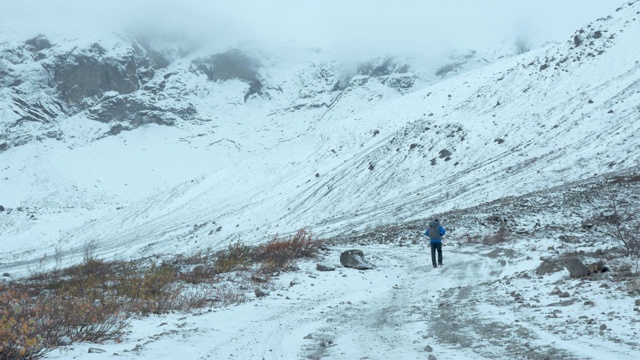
[1,1,640,274]
[43,0,640,261]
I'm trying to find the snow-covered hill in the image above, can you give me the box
[1,1,639,273]
[2,1,640,359]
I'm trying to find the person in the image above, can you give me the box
[424,219,446,268]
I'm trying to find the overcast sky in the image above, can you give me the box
[0,0,622,57]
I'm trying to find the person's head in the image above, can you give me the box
[430,219,439,227]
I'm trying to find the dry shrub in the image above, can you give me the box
[255,228,323,269]
[41,295,128,343]
[214,242,253,273]
[0,290,54,360]
[179,266,216,284]
[482,222,510,245]
[214,285,246,306]
[457,234,479,245]
[0,287,129,360]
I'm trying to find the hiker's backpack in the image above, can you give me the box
[428,221,441,239]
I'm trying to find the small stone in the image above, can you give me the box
[88,348,106,354]
[559,292,570,298]
[251,275,268,283]
[303,334,313,340]
[584,300,595,306]
[424,345,433,352]
[316,263,336,271]
[255,288,270,298]
[600,324,607,331]
[635,299,640,306]
[428,354,437,360]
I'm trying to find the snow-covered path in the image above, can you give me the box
[44,244,640,360]
[44,246,500,359]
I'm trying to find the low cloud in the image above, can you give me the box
[0,0,621,59]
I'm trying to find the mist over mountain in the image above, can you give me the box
[1,0,620,61]
[2,1,640,359]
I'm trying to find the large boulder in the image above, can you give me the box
[340,249,373,270]
[565,258,590,278]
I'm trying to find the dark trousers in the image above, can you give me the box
[430,242,442,267]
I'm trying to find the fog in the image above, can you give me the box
[1,0,622,58]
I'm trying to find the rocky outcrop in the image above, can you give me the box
[52,43,144,108]
[339,249,373,270]
[192,50,267,102]
[565,258,591,278]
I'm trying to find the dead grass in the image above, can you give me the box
[481,222,511,245]
[1,228,325,359]
[254,228,324,269]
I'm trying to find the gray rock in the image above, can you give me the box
[424,345,433,352]
[428,354,437,360]
[88,348,106,354]
[565,258,590,278]
[255,288,270,298]
[316,263,336,271]
[635,299,640,306]
[340,249,374,270]
[599,324,607,331]
[536,259,565,275]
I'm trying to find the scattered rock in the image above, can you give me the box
[316,263,336,271]
[0,205,4,211]
[588,261,609,274]
[565,258,590,278]
[536,259,565,275]
[424,345,433,352]
[193,265,212,275]
[290,279,301,287]
[304,334,313,339]
[428,354,437,360]
[574,35,583,47]
[339,249,374,270]
[559,292,571,298]
[251,275,268,283]
[635,299,640,306]
[584,300,595,306]
[88,348,106,354]
[255,288,270,298]
[599,324,607,331]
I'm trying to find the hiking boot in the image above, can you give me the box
[433,264,438,268]
[438,263,443,266]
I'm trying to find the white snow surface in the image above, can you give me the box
[42,244,640,359]
[1,1,640,359]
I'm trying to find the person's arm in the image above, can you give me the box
[440,226,446,236]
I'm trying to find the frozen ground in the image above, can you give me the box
[41,242,640,360]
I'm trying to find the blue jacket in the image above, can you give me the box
[424,226,446,243]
